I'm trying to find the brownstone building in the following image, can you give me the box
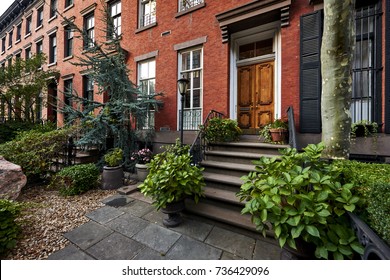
[1,0,390,159]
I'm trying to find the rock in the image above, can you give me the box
[0,156,27,200]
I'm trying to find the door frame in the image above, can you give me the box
[229,22,282,125]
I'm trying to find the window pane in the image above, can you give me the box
[181,52,190,71]
[192,50,201,68]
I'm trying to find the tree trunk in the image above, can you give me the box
[321,0,355,159]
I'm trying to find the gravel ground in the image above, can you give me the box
[4,185,116,260]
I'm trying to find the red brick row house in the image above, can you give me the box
[1,0,389,160]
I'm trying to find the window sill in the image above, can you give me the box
[1,51,4,55]
[135,22,157,34]
[63,4,74,13]
[24,33,31,39]
[35,25,43,32]
[48,62,57,68]
[63,55,73,62]
[7,45,12,50]
[48,15,57,23]
[175,3,206,18]
[15,39,21,45]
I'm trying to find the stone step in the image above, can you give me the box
[203,171,244,187]
[201,160,255,177]
[209,141,288,154]
[202,185,244,206]
[204,150,277,164]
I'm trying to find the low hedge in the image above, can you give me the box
[50,163,100,196]
[0,199,23,256]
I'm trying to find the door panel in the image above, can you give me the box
[238,61,274,132]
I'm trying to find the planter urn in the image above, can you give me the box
[161,200,185,227]
[136,163,149,182]
[102,165,123,189]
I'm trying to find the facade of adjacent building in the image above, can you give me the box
[1,0,389,158]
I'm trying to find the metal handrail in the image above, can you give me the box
[287,106,298,149]
[189,109,225,165]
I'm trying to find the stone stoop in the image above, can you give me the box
[185,138,289,234]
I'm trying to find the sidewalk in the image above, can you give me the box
[48,187,290,260]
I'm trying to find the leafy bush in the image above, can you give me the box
[0,199,23,256]
[139,139,205,210]
[50,163,100,196]
[104,148,123,167]
[200,118,242,143]
[0,127,73,180]
[238,143,363,259]
[0,121,56,144]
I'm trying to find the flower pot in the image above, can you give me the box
[136,163,149,182]
[161,200,185,227]
[102,165,123,189]
[269,128,288,143]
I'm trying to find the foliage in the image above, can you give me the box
[59,7,162,168]
[0,199,23,256]
[0,127,74,180]
[0,54,59,123]
[139,139,205,210]
[0,121,56,144]
[259,119,288,143]
[104,148,123,167]
[50,163,100,196]
[200,117,242,143]
[351,120,378,138]
[238,143,364,259]
[131,148,153,164]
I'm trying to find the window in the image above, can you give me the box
[26,15,32,35]
[63,79,73,122]
[16,24,22,41]
[8,30,13,47]
[50,0,58,18]
[138,59,156,128]
[49,33,57,64]
[139,0,156,28]
[178,0,204,12]
[1,37,5,53]
[25,47,31,59]
[37,6,44,27]
[179,48,203,130]
[64,26,73,57]
[83,76,94,102]
[65,0,73,8]
[84,13,95,49]
[108,1,121,39]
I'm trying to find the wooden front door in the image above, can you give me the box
[237,61,274,133]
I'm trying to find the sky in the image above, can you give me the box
[0,0,15,17]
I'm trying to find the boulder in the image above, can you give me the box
[0,156,27,200]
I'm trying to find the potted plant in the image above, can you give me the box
[131,147,153,182]
[200,117,242,143]
[102,148,123,189]
[238,143,364,259]
[259,119,288,143]
[351,120,378,137]
[138,139,205,227]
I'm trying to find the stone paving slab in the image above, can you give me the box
[166,236,222,260]
[205,226,255,259]
[105,213,149,238]
[133,223,181,255]
[122,200,155,217]
[64,221,113,250]
[101,195,133,207]
[132,247,167,260]
[169,218,214,242]
[142,208,165,226]
[86,206,125,224]
[47,244,95,260]
[253,239,283,260]
[86,232,145,260]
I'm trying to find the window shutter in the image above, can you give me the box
[386,0,390,133]
[299,10,323,133]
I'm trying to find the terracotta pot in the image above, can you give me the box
[161,200,185,227]
[269,128,288,143]
[102,165,123,189]
[136,163,149,182]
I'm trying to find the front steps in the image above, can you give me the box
[185,137,288,233]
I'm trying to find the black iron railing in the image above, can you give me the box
[189,110,225,165]
[287,106,298,149]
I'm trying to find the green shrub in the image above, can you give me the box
[51,163,100,196]
[0,199,23,256]
[0,121,56,144]
[0,127,73,180]
[238,143,363,259]
[104,148,123,167]
[200,118,242,143]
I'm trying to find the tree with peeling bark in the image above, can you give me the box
[321,0,355,159]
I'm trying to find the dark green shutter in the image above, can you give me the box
[386,0,390,133]
[299,10,323,133]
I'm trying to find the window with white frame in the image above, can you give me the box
[138,59,156,129]
[16,23,22,41]
[139,0,156,28]
[108,1,121,39]
[179,47,202,130]
[83,75,94,102]
[65,0,73,8]
[178,0,204,12]
[37,6,43,27]
[49,33,57,64]
[25,46,31,59]
[26,15,32,35]
[8,30,13,47]
[84,13,95,49]
[50,0,58,18]
[1,37,5,53]
[64,26,73,57]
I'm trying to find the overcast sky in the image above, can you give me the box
[0,0,16,18]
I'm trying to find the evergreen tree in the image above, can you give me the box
[60,5,162,167]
